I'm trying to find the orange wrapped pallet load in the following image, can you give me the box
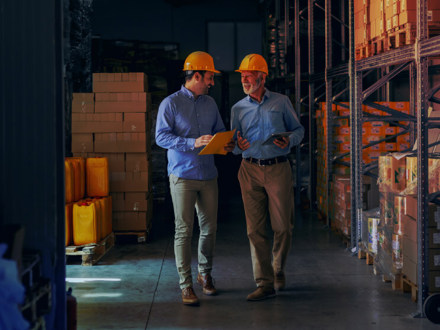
[65,160,75,203]
[65,203,73,246]
[86,157,109,197]
[73,201,100,245]
[70,157,86,200]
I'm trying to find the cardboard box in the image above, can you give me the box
[95,92,151,113]
[402,255,417,284]
[113,196,150,212]
[94,133,148,153]
[402,213,417,241]
[404,196,439,227]
[402,235,417,263]
[110,171,149,192]
[93,73,148,93]
[112,211,148,231]
[430,249,440,270]
[430,271,440,292]
[72,113,124,133]
[126,153,149,172]
[72,93,94,113]
[430,229,440,249]
[401,0,440,11]
[72,133,93,153]
[88,152,125,172]
[123,113,147,133]
[110,192,124,201]
[378,153,407,193]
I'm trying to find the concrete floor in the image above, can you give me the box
[66,191,439,329]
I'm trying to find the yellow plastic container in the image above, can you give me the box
[94,197,107,240]
[65,203,73,246]
[106,196,113,236]
[65,160,75,203]
[70,157,85,201]
[86,157,109,197]
[83,198,102,241]
[73,201,99,245]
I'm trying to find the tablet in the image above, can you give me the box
[262,132,293,146]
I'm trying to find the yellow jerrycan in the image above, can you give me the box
[86,157,109,197]
[70,157,85,201]
[73,201,99,245]
[65,160,75,203]
[65,203,73,246]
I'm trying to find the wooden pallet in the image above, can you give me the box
[115,231,148,243]
[357,248,374,265]
[66,232,115,266]
[355,43,373,61]
[381,273,402,291]
[401,275,418,302]
[370,35,388,56]
[386,24,416,51]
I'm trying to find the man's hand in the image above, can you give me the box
[237,131,250,151]
[223,139,236,153]
[195,135,213,148]
[273,136,289,149]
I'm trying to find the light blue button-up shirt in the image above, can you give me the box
[231,89,304,159]
[155,85,226,180]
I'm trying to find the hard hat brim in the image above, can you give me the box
[182,69,221,74]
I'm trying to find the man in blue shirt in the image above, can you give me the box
[231,54,304,301]
[156,51,234,306]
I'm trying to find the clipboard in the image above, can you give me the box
[262,131,293,146]
[199,129,236,155]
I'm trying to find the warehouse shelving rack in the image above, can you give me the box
[296,0,440,318]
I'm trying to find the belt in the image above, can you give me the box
[244,156,288,166]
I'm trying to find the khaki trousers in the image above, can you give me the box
[238,159,294,288]
[169,174,218,289]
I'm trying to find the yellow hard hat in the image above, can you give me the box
[183,51,220,73]
[236,54,268,75]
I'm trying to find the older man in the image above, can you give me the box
[231,54,304,301]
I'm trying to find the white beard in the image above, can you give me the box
[243,78,261,95]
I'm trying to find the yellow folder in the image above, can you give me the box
[199,129,236,155]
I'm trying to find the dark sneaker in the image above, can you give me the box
[181,287,199,305]
[246,287,276,301]
[197,273,217,296]
[274,271,286,291]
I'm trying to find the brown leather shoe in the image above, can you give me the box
[197,273,217,296]
[181,287,199,305]
[274,271,286,291]
[246,287,276,301]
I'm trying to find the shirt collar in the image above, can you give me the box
[180,85,200,101]
[246,88,271,104]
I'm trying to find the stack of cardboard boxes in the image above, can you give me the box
[316,101,410,221]
[376,152,440,292]
[355,0,440,59]
[72,72,153,233]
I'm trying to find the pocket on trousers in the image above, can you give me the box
[170,174,181,186]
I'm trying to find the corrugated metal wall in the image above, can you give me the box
[0,1,66,329]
